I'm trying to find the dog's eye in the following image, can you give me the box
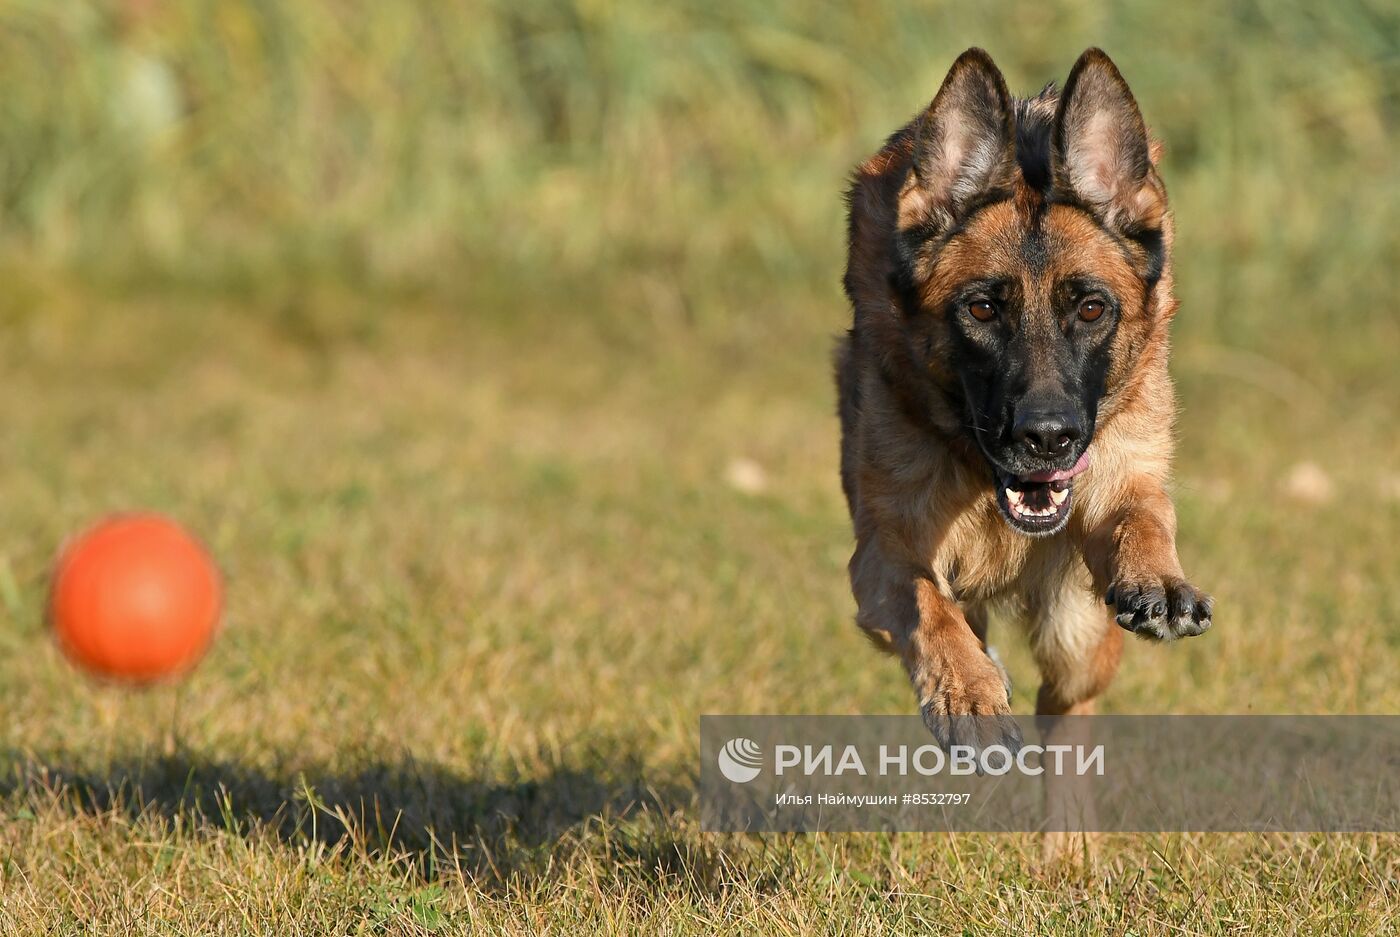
[1079,299,1105,321]
[967,300,996,322]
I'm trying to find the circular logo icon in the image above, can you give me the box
[717,737,763,783]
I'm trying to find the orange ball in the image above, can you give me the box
[49,514,222,683]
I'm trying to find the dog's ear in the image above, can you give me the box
[898,48,1018,237]
[1051,48,1165,235]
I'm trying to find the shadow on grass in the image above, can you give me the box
[0,747,733,891]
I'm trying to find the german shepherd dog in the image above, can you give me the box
[836,48,1212,756]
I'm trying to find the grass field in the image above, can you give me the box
[1,1,1399,934]
[0,277,1395,933]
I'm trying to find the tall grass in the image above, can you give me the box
[0,0,1396,336]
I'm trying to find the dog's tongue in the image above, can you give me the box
[1020,450,1092,484]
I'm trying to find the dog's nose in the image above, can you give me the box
[1014,411,1082,459]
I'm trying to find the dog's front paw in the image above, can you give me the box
[917,661,1023,758]
[1107,577,1213,640]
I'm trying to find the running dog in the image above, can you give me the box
[836,47,1212,755]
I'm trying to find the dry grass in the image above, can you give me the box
[0,271,1394,933]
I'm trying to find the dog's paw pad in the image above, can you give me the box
[1107,578,1212,640]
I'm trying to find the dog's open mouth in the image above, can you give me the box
[994,451,1091,536]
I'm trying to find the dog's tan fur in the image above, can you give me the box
[836,49,1209,749]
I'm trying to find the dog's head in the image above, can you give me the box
[888,48,1170,536]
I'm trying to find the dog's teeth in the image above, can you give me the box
[1050,487,1068,506]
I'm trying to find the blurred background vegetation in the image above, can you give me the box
[1,0,1396,352]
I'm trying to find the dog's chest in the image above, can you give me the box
[938,497,1064,602]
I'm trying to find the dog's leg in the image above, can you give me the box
[850,537,1021,752]
[1084,478,1213,641]
[1028,575,1123,865]
[964,602,1013,702]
